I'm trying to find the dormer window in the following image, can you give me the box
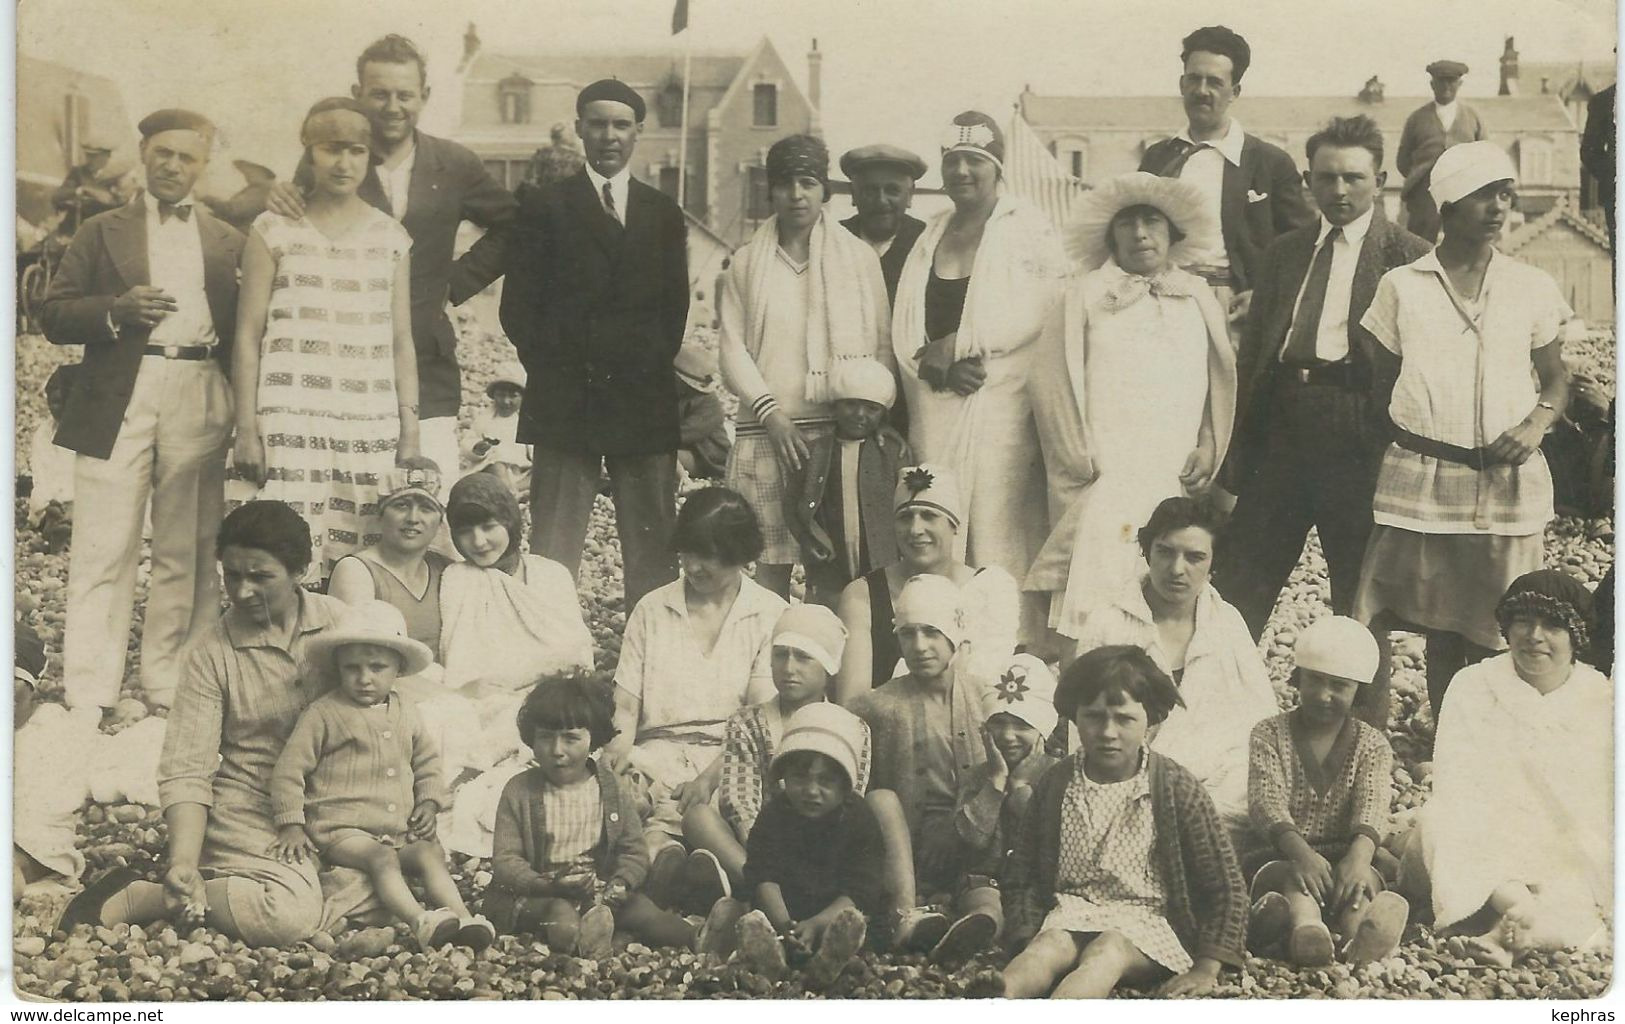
[499,73,533,125]
[656,75,684,127]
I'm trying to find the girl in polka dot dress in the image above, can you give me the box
[1001,645,1248,998]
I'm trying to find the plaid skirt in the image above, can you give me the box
[724,423,832,564]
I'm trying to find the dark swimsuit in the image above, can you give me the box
[924,270,970,343]
[864,565,987,687]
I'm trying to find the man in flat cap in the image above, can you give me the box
[840,144,928,304]
[498,78,689,613]
[1396,59,1487,242]
[262,34,516,500]
[40,109,244,717]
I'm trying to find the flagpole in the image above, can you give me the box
[676,12,692,209]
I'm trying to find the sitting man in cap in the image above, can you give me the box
[40,108,244,718]
[499,78,690,614]
[1396,59,1487,243]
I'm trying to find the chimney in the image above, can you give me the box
[458,22,481,73]
[807,38,822,111]
[1499,36,1519,96]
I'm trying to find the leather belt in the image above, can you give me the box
[1391,425,1493,470]
[1279,360,1358,388]
[143,344,213,361]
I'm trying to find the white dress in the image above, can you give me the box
[1050,264,1210,634]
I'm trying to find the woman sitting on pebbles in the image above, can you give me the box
[833,464,1018,703]
[1070,498,1278,834]
[1399,570,1612,966]
[59,501,375,946]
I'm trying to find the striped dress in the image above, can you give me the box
[229,209,411,582]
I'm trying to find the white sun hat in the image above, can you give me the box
[1064,170,1220,272]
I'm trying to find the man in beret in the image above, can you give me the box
[262,34,517,499]
[39,109,244,717]
[839,144,928,304]
[1396,60,1487,242]
[498,78,689,612]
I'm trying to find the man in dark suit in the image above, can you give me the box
[265,34,516,497]
[1140,25,1314,330]
[1580,83,1615,279]
[1217,116,1432,730]
[500,79,689,612]
[40,109,244,715]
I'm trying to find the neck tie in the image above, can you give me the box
[601,181,622,227]
[158,201,192,224]
[1282,227,1341,365]
[1163,139,1210,177]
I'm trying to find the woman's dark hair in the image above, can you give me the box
[1180,25,1251,84]
[1055,645,1186,727]
[1136,495,1223,557]
[770,748,852,793]
[1305,115,1385,171]
[671,486,764,566]
[1105,204,1188,260]
[217,500,312,576]
[515,669,619,749]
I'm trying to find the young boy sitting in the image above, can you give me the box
[1244,616,1408,966]
[465,363,531,497]
[734,702,881,991]
[783,358,912,608]
[270,600,495,950]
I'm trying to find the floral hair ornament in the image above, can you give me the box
[940,111,1005,172]
[377,457,444,512]
[981,653,1060,736]
[893,463,963,529]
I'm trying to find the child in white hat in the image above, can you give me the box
[933,654,1065,967]
[269,600,494,951]
[733,702,882,991]
[1243,615,1407,967]
[783,357,914,607]
[464,362,532,497]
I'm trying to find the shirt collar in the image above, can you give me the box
[1435,99,1459,118]
[584,163,631,194]
[222,590,337,651]
[1177,117,1245,166]
[1317,205,1374,248]
[143,191,194,219]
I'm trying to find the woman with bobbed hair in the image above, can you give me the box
[605,487,789,888]
[60,501,374,945]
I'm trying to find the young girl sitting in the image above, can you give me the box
[735,702,883,991]
[1001,645,1247,998]
[465,363,531,497]
[269,600,494,950]
[1245,616,1408,966]
[485,671,727,959]
[682,603,871,904]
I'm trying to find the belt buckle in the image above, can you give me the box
[162,345,182,359]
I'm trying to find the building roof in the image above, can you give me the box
[1021,92,1578,135]
[1503,195,1612,255]
[466,50,746,92]
[1516,60,1617,99]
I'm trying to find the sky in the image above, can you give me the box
[15,0,1621,196]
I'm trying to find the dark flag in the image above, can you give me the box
[671,0,688,33]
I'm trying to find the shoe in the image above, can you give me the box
[929,911,997,969]
[681,848,731,914]
[57,867,143,935]
[575,904,616,960]
[695,897,747,958]
[414,907,460,950]
[892,907,950,954]
[734,909,787,979]
[645,843,688,910]
[1288,920,1335,966]
[804,907,867,992]
[454,914,497,952]
[1342,892,1409,964]
[1247,892,1292,953]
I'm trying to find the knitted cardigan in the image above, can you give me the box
[489,761,648,896]
[1001,751,1249,968]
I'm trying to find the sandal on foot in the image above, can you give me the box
[1247,892,1292,953]
[1288,921,1335,966]
[575,904,616,961]
[57,867,145,935]
[454,914,497,951]
[734,909,787,979]
[804,907,867,992]
[414,907,460,950]
[695,897,747,958]
[892,907,950,954]
[1342,892,1409,964]
[929,912,998,968]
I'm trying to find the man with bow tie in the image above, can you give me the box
[40,108,244,718]
[1139,25,1313,335]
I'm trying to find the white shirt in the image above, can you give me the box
[1281,206,1374,362]
[378,139,416,221]
[865,234,895,259]
[143,192,217,349]
[1434,100,1459,133]
[838,439,863,570]
[585,163,632,225]
[1174,118,1247,273]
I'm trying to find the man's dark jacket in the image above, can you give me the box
[840,213,926,304]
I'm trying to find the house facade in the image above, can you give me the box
[452,33,820,246]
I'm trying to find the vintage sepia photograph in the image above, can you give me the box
[9,0,1619,1005]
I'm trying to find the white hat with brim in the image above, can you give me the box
[1064,171,1220,272]
[1429,140,1517,207]
[770,703,867,792]
[486,363,527,395]
[1294,615,1379,685]
[982,654,1060,737]
[305,600,434,678]
[830,358,897,409]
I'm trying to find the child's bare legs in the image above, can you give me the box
[618,893,701,948]
[324,836,429,925]
[1326,865,1393,940]
[681,805,747,887]
[399,840,473,918]
[1003,929,1083,997]
[1252,860,1334,964]
[754,564,793,601]
[1053,931,1163,999]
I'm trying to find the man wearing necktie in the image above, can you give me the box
[1217,115,1431,730]
[499,78,689,615]
[40,108,245,717]
[1139,26,1314,339]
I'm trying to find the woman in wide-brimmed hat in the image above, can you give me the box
[1027,171,1238,641]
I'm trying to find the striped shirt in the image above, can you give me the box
[537,772,603,865]
[1246,711,1392,862]
[269,690,447,844]
[718,698,874,840]
[1360,249,1570,535]
[159,592,348,810]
